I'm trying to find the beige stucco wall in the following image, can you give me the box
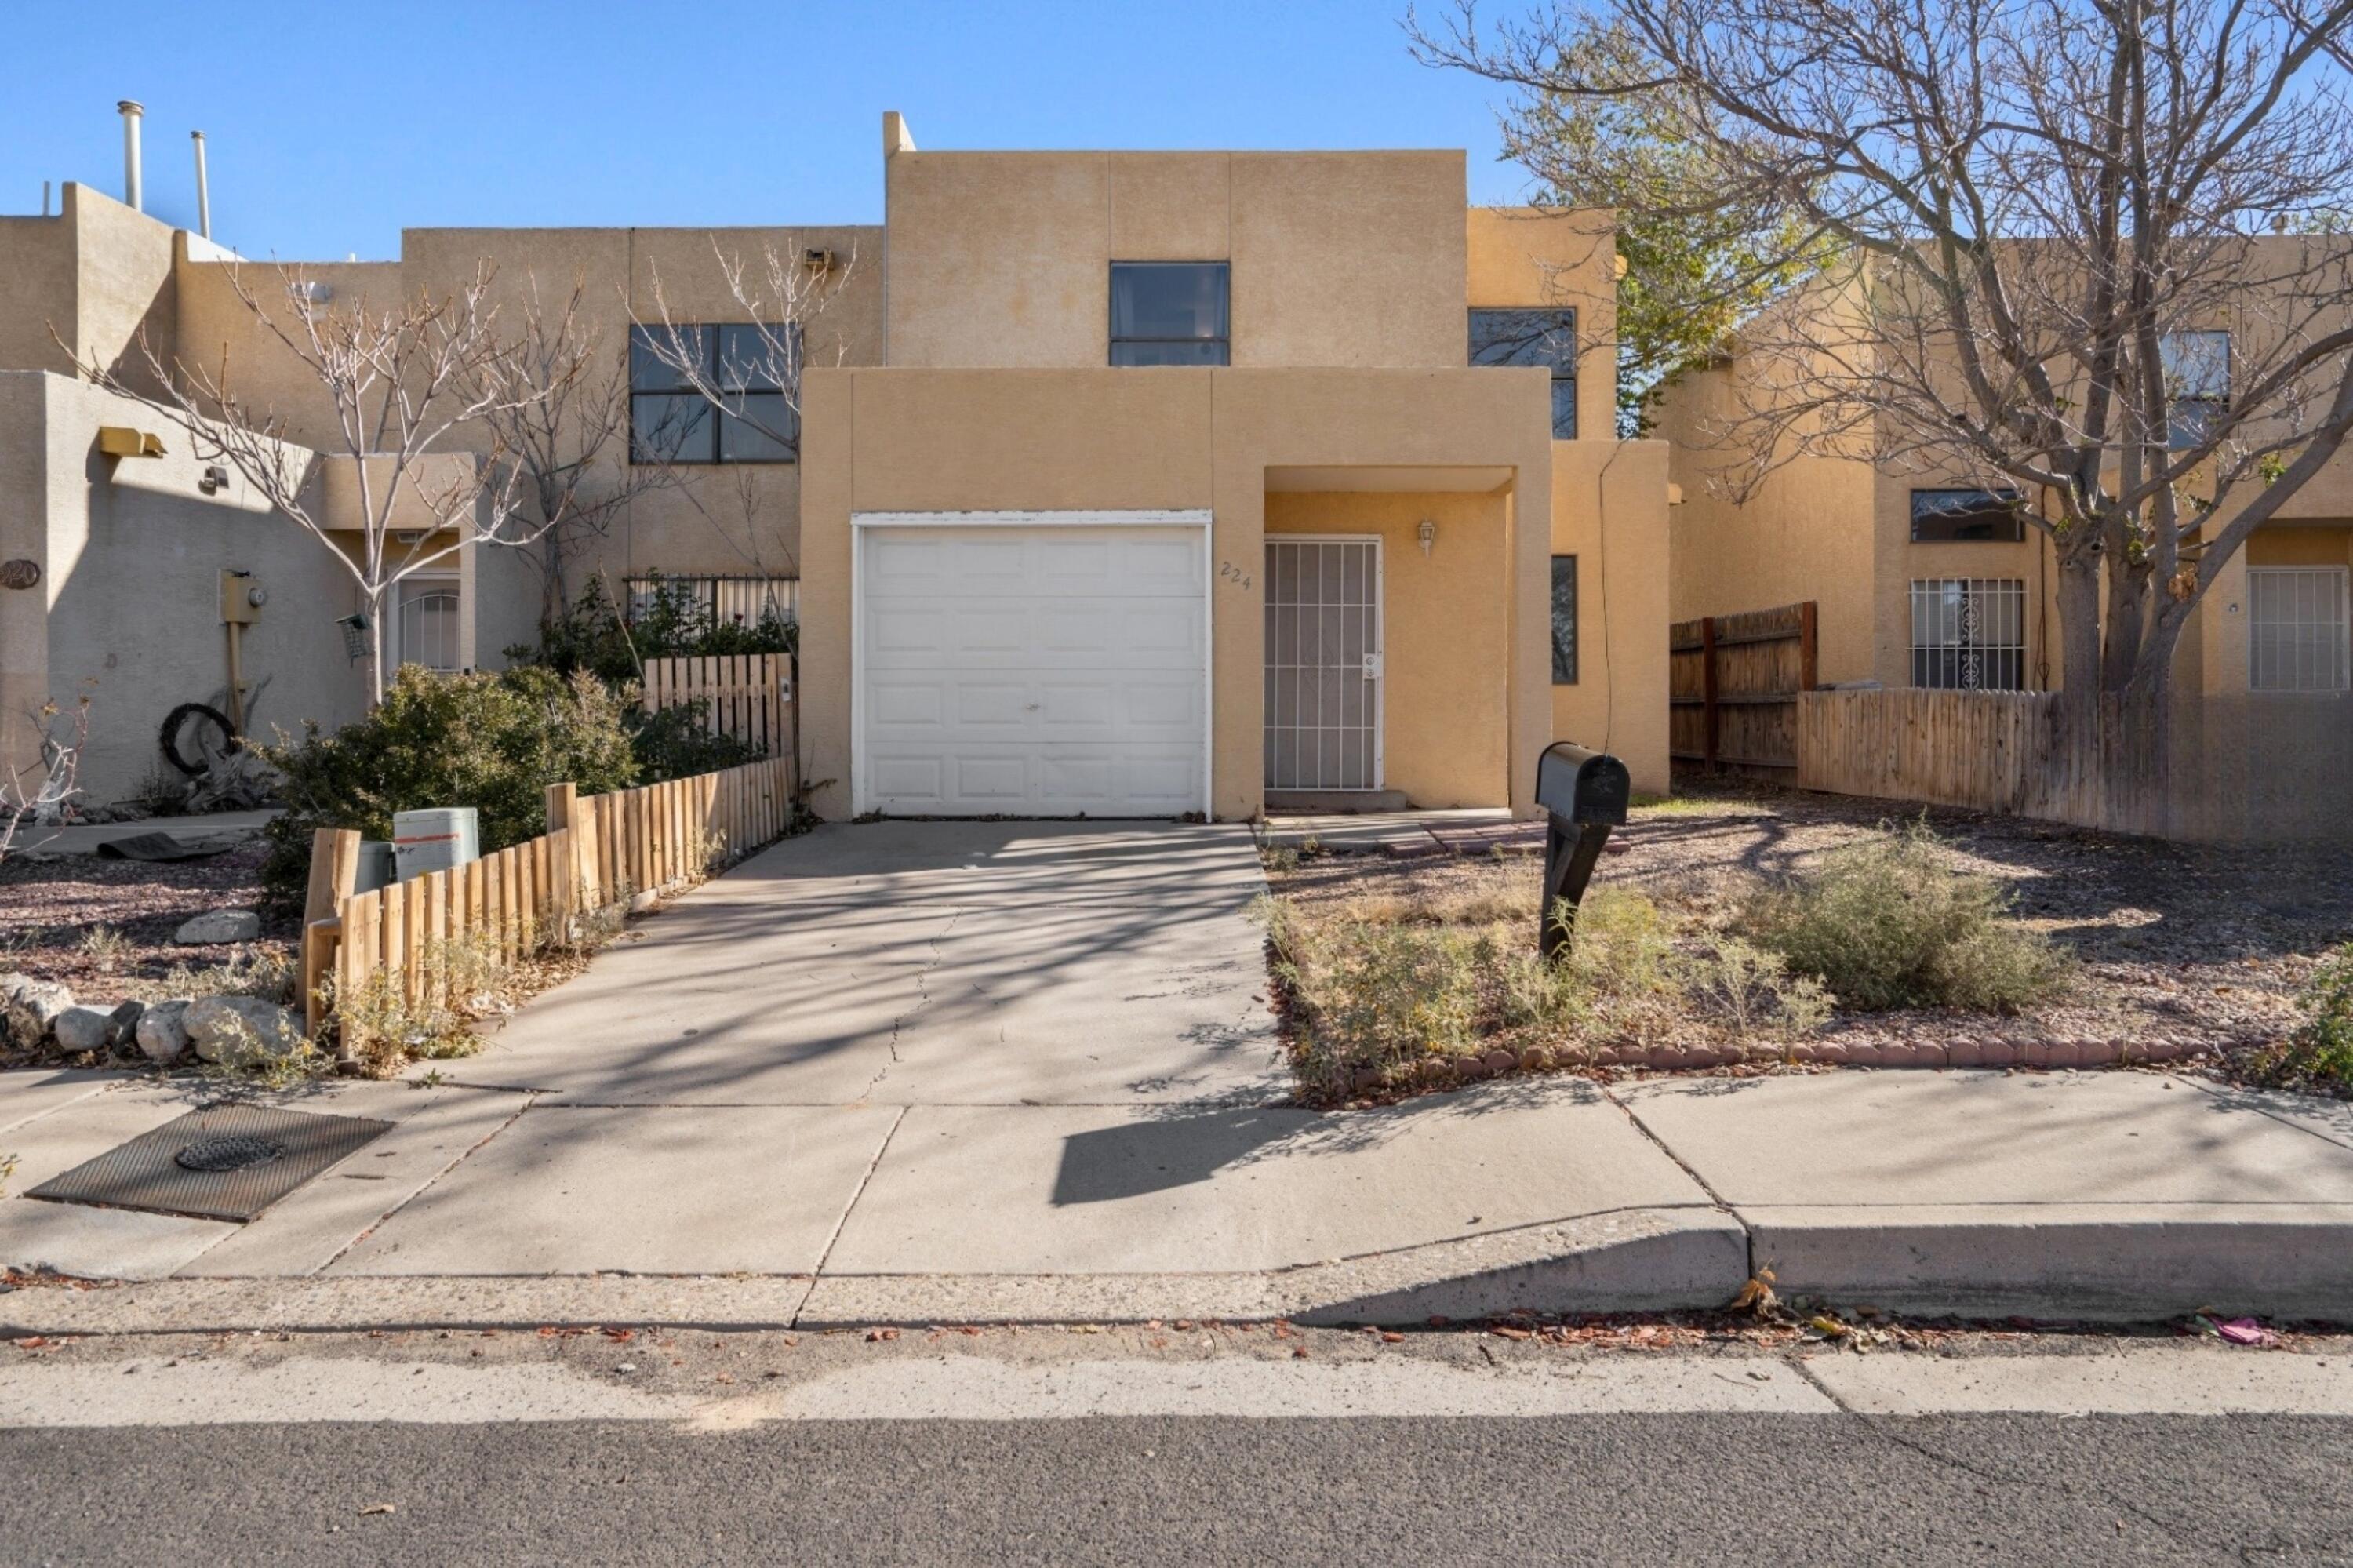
[797,364,1565,822]
[1264,490,1511,806]
[1657,361,1881,686]
[0,185,179,392]
[1466,206,1620,444]
[883,150,1470,370]
[1551,440,1671,797]
[6,373,365,801]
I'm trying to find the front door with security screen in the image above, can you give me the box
[1264,537,1383,790]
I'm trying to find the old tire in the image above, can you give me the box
[159,702,240,776]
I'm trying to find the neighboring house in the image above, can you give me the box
[1656,266,2353,704]
[0,112,1669,817]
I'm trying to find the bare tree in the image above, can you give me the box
[472,275,674,629]
[630,236,856,478]
[1417,0,2353,788]
[72,263,584,705]
[0,695,88,866]
[629,237,857,809]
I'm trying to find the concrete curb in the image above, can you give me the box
[0,1209,1751,1336]
[1748,1204,2353,1322]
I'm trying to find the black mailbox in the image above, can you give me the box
[1534,741,1631,960]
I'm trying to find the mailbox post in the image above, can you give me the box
[1534,741,1631,961]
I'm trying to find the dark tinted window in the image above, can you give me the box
[1551,555,1578,683]
[1110,263,1228,366]
[627,323,798,464]
[1471,308,1577,438]
[1910,489,2025,543]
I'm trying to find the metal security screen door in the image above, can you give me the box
[1264,538,1383,790]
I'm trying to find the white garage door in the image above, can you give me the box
[856,518,1208,817]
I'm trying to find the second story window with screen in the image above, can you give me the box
[2161,329,2230,450]
[1911,489,2027,543]
[1109,263,1230,366]
[628,323,799,464]
[1470,308,1579,438]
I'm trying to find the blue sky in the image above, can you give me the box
[1,1,1538,260]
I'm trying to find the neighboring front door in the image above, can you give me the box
[1263,537,1383,791]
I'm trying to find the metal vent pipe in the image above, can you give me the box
[117,100,144,211]
[191,130,211,238]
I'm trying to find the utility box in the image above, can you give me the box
[391,808,481,882]
[354,840,396,895]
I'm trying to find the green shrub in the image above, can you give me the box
[513,573,795,688]
[256,666,639,917]
[626,697,766,783]
[2257,944,2353,1091]
[1749,820,2068,1012]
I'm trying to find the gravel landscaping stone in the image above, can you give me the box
[1264,774,2352,1078]
[172,908,262,945]
[1,972,75,1050]
[184,995,306,1066]
[134,999,194,1064]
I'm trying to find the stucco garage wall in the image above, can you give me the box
[1264,489,1511,807]
[798,365,1561,823]
[35,377,363,802]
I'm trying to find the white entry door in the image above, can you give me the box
[1263,537,1384,791]
[856,518,1208,816]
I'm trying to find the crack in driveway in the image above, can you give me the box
[860,908,966,1100]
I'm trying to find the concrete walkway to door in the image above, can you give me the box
[434,820,1289,1108]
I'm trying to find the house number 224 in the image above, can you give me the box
[1219,559,1253,591]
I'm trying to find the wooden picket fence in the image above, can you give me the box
[1794,688,2163,836]
[642,653,793,758]
[298,754,796,1044]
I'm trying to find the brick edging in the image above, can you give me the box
[1584,1038,2220,1071]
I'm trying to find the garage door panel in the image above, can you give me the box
[859,522,1206,816]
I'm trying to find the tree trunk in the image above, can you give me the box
[2053,538,2104,715]
[366,588,388,708]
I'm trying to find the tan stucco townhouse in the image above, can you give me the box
[1,113,1668,819]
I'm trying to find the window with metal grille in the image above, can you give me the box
[1110,263,1230,366]
[1910,578,2027,690]
[624,576,798,631]
[2249,566,2350,692]
[1469,308,1577,438]
[627,323,799,464]
[1551,555,1578,683]
[395,577,463,674]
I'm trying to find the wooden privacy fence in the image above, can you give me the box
[298,754,796,1043]
[1794,688,2162,835]
[1670,601,1819,774]
[642,653,793,757]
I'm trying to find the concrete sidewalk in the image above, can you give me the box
[4,1065,2352,1333]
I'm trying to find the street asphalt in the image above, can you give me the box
[7,1329,2353,1564]
[11,1410,2352,1564]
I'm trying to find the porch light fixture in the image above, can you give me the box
[1417,518,1437,558]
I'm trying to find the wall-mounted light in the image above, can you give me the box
[1417,518,1437,558]
[198,464,229,495]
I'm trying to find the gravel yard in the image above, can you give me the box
[0,840,296,1012]
[1264,774,2353,1074]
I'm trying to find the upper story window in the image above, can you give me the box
[628,323,799,464]
[1469,308,1578,438]
[1911,489,2027,543]
[1110,263,1229,366]
[2161,329,2230,450]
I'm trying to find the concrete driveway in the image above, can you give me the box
[433,820,1287,1108]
